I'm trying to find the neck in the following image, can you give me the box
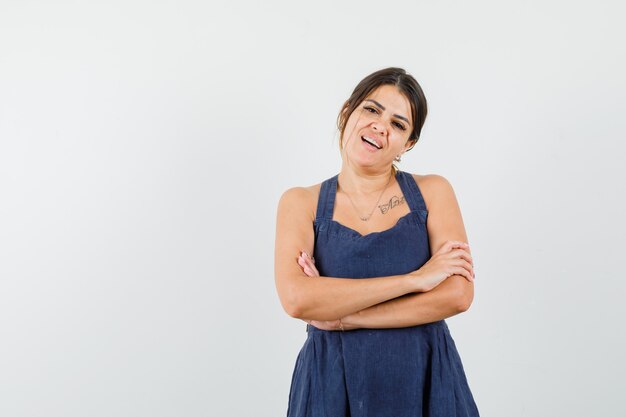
[338,164,396,195]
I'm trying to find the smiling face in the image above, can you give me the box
[340,84,415,172]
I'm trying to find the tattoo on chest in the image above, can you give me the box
[378,195,406,214]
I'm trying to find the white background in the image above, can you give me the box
[1,1,625,416]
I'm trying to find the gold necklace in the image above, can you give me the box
[341,171,393,222]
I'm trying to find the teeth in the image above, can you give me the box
[362,136,381,149]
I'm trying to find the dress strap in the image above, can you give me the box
[396,170,427,212]
[315,174,338,223]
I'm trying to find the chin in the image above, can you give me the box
[346,157,385,171]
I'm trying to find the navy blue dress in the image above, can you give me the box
[286,170,480,417]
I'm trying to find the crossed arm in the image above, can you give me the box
[297,250,472,330]
[274,174,474,330]
[349,275,474,328]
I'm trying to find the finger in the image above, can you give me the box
[455,259,474,277]
[303,255,315,269]
[300,255,315,272]
[298,256,315,277]
[452,266,474,282]
[302,255,320,276]
[307,263,320,277]
[448,248,473,265]
[301,250,314,262]
[437,240,470,255]
[459,249,473,266]
[446,240,468,248]
[299,251,309,264]
[443,248,472,262]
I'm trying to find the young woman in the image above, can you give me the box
[274,67,480,416]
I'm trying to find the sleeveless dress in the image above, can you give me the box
[286,170,480,417]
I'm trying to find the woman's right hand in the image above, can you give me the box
[412,240,474,292]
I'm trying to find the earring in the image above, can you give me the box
[394,154,402,162]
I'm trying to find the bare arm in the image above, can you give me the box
[342,275,472,329]
[274,186,423,321]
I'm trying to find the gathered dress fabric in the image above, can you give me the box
[286,170,480,417]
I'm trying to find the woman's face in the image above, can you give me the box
[341,84,414,171]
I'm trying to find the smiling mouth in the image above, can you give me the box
[361,136,382,149]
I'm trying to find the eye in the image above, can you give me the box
[393,121,407,131]
[363,106,378,114]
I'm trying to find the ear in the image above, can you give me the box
[403,138,417,152]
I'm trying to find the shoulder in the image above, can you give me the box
[278,183,321,206]
[408,173,457,210]
[277,182,323,220]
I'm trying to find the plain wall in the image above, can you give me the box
[1,1,625,416]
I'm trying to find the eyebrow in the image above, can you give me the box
[364,99,410,125]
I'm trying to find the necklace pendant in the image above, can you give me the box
[360,216,370,222]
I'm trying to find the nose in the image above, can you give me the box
[371,121,387,136]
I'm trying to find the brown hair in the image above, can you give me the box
[337,67,428,153]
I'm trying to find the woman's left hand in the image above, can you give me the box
[298,251,348,331]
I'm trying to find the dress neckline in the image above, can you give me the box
[328,211,418,238]
[327,170,418,238]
